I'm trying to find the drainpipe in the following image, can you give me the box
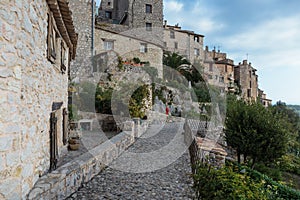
[91,0,95,74]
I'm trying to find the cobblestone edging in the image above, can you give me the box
[27,130,136,200]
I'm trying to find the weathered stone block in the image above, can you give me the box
[0,135,14,152]
[0,178,21,199]
[6,151,19,167]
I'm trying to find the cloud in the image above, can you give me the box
[164,0,184,12]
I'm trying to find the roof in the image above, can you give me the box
[164,25,205,37]
[47,0,78,59]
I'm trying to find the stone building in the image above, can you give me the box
[98,0,163,29]
[234,60,259,101]
[259,89,272,107]
[203,47,235,92]
[163,23,204,65]
[0,0,77,199]
[94,24,164,78]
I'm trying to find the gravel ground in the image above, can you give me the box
[66,122,195,200]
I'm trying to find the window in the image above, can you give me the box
[174,42,178,49]
[225,65,228,72]
[61,41,69,74]
[107,2,111,6]
[208,75,212,79]
[163,42,167,47]
[170,31,175,39]
[219,76,224,83]
[104,41,114,51]
[247,89,251,98]
[146,23,152,31]
[194,36,199,42]
[140,43,148,53]
[146,4,152,13]
[194,48,200,56]
[47,12,58,63]
[105,11,112,19]
[249,81,252,88]
[209,63,213,71]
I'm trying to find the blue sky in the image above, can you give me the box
[96,0,300,105]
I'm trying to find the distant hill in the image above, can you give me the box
[288,105,300,116]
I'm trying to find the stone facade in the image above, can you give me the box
[259,89,272,107]
[203,47,235,92]
[94,25,163,78]
[234,60,259,101]
[0,0,77,199]
[98,0,163,29]
[163,24,204,65]
[69,0,95,80]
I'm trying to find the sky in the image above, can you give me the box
[96,0,300,105]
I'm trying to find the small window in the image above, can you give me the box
[194,36,199,42]
[105,11,112,19]
[170,31,175,39]
[219,76,224,83]
[146,4,152,13]
[107,2,111,6]
[194,48,200,56]
[174,42,178,49]
[140,43,148,53]
[208,75,212,79]
[104,40,114,51]
[209,63,213,71]
[61,41,69,74]
[146,23,152,31]
[47,12,58,63]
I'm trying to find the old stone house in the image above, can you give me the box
[163,23,204,66]
[69,0,164,81]
[0,0,77,199]
[234,60,259,101]
[203,46,235,93]
[259,89,272,107]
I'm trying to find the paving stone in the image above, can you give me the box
[66,122,195,199]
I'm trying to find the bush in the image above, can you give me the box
[192,161,300,200]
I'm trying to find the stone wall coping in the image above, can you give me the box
[27,130,136,200]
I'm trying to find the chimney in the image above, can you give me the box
[164,20,167,27]
[205,46,209,51]
[243,60,247,65]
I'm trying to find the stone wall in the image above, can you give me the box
[27,130,136,200]
[94,27,163,78]
[0,0,72,199]
[234,60,259,101]
[69,0,94,80]
[163,27,204,65]
[129,0,163,29]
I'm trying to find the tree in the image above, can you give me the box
[225,97,289,168]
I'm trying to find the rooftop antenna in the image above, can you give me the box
[246,53,249,60]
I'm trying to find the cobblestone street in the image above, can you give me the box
[66,121,195,199]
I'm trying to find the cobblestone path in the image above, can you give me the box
[66,121,195,199]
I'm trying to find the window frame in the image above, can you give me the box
[146,4,152,13]
[194,48,200,56]
[103,40,114,51]
[170,30,175,39]
[47,12,58,63]
[146,22,152,31]
[174,42,178,49]
[140,43,148,53]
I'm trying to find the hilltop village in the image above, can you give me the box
[0,0,273,199]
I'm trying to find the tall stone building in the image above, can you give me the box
[203,47,235,92]
[0,0,77,198]
[234,60,259,101]
[163,23,204,65]
[98,0,164,28]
